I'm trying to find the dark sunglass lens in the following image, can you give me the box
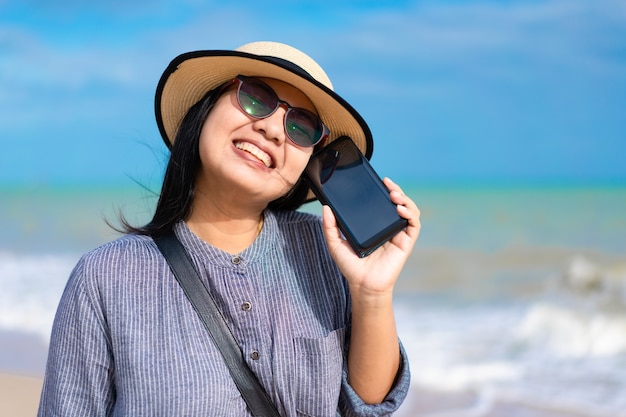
[238,79,278,118]
[285,109,323,147]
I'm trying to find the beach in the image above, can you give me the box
[2,185,625,416]
[5,246,625,417]
[0,373,43,417]
[0,330,46,416]
[1,374,614,417]
[397,386,612,417]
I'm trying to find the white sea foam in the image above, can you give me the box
[517,302,626,356]
[0,251,77,341]
[395,303,526,391]
[3,250,626,415]
[395,256,626,416]
[517,256,626,357]
[557,255,626,307]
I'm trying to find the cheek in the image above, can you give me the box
[196,100,237,162]
[283,147,313,179]
[196,120,215,166]
[198,93,244,143]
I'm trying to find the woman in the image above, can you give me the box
[38,41,420,416]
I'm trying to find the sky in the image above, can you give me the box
[1,0,625,188]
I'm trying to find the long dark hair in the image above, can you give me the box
[119,86,311,237]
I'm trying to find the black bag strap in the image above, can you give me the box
[154,231,281,417]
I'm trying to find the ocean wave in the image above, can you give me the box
[556,255,626,308]
[0,251,78,341]
[516,302,626,357]
[395,284,626,416]
[516,256,626,357]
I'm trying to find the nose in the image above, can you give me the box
[252,106,287,145]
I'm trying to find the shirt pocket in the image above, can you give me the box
[293,327,345,417]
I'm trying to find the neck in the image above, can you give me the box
[186,192,265,255]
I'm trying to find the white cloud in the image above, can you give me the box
[317,1,625,71]
[287,0,626,109]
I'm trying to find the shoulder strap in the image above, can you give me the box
[154,231,281,417]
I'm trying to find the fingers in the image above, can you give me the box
[321,205,336,234]
[383,178,421,241]
[322,205,343,244]
[323,178,421,257]
[322,204,358,264]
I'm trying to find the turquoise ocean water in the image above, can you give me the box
[1,184,625,415]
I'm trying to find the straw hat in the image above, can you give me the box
[155,41,373,160]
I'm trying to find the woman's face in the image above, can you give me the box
[196,78,316,205]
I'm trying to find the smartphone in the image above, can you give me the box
[304,136,408,257]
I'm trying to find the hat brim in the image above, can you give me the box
[155,50,373,201]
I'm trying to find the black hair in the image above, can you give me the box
[118,86,311,237]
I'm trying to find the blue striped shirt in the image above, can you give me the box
[38,209,410,416]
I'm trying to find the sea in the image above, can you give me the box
[1,184,625,416]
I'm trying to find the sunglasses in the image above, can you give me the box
[226,75,330,148]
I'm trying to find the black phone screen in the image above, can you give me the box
[304,136,408,257]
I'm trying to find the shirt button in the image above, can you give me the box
[250,351,260,360]
[241,301,252,311]
[231,256,241,265]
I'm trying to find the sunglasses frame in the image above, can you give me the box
[222,75,330,148]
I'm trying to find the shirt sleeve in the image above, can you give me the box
[38,255,116,417]
[338,341,411,417]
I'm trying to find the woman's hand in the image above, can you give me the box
[322,177,421,295]
[322,177,420,403]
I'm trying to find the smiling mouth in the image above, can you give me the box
[234,141,273,168]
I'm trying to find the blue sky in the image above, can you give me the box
[1,0,625,187]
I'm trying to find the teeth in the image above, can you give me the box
[235,141,272,168]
